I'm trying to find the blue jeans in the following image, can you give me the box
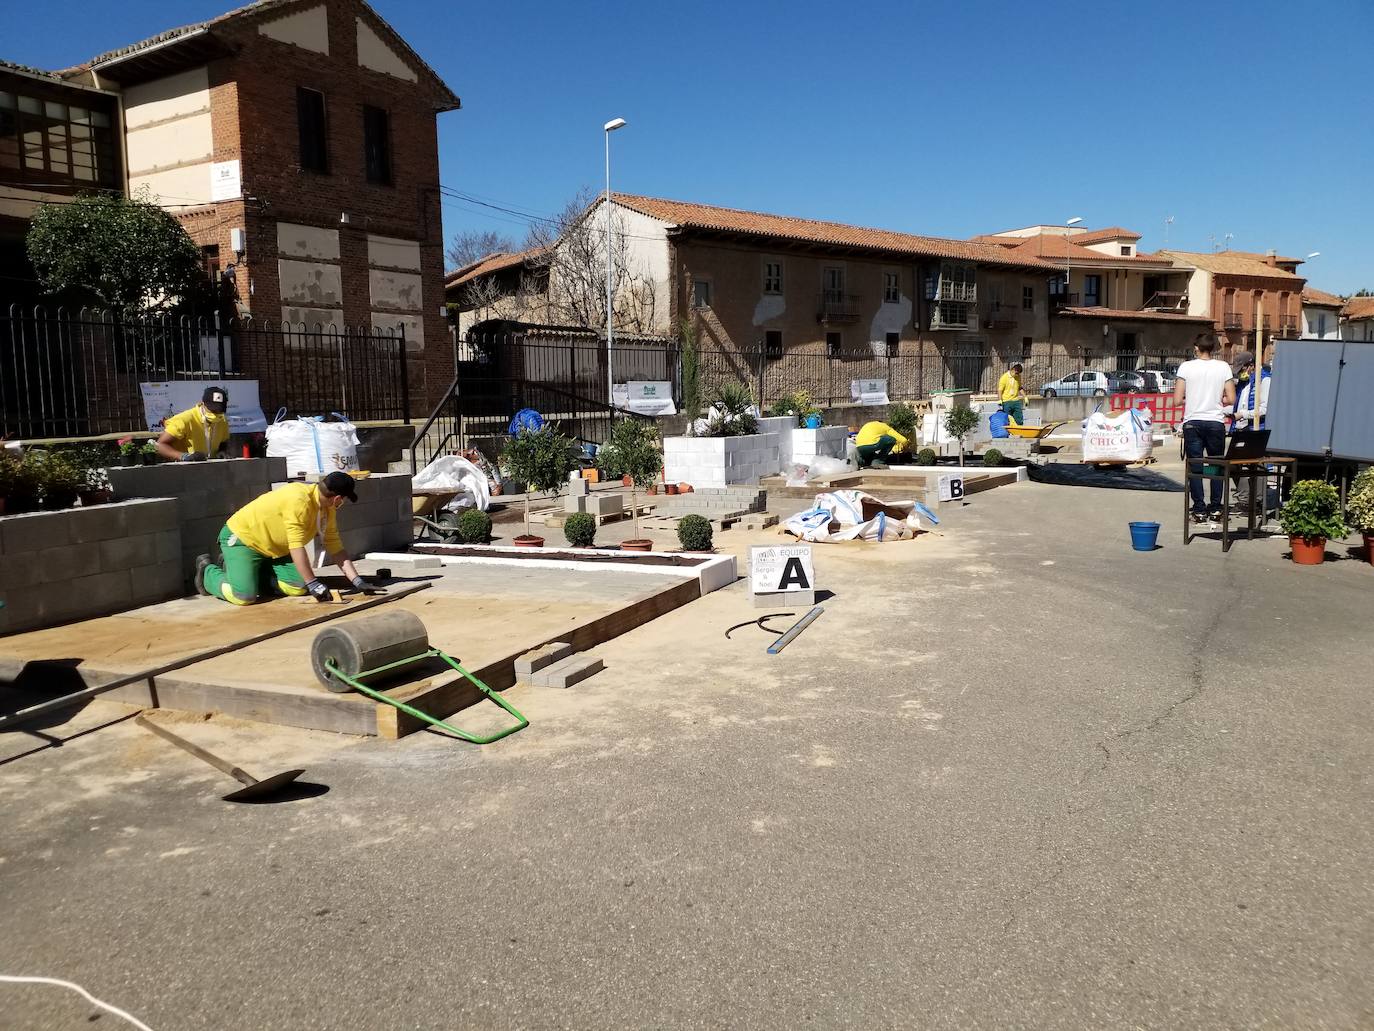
[1183,420,1226,513]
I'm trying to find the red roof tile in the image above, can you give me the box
[1068,226,1142,245]
[996,234,1176,266]
[445,246,547,287]
[1302,287,1344,308]
[1344,297,1374,321]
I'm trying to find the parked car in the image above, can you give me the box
[1041,371,1120,397]
[1113,371,1148,393]
[1136,368,1176,393]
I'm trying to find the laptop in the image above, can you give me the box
[1225,429,1271,461]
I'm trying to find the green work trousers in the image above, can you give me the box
[855,435,897,468]
[202,524,307,606]
[1001,399,1024,424]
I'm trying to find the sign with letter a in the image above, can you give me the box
[749,545,816,609]
[938,475,965,502]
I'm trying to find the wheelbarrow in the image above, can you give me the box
[1005,420,1068,441]
[412,489,464,542]
[310,611,528,745]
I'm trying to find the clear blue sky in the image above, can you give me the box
[9,0,1374,291]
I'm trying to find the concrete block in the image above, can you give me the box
[589,494,623,517]
[37,541,101,583]
[182,516,227,552]
[67,503,131,544]
[63,569,133,616]
[533,654,605,689]
[153,529,182,563]
[133,499,180,533]
[99,533,159,572]
[1,509,73,553]
[266,457,289,482]
[0,551,45,589]
[564,493,588,514]
[568,477,589,497]
[395,555,441,569]
[515,641,573,676]
[129,560,186,604]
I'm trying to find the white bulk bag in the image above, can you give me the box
[266,411,361,478]
[1081,407,1153,463]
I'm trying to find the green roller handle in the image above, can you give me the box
[325,650,528,745]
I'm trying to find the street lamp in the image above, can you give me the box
[1063,216,1083,307]
[604,117,627,408]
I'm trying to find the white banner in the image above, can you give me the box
[850,379,890,405]
[140,380,268,434]
[613,381,677,416]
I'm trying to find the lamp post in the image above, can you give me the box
[1064,216,1083,307]
[604,117,627,408]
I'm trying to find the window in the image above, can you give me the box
[1083,274,1102,307]
[363,105,391,185]
[692,278,712,308]
[763,261,783,295]
[201,245,221,285]
[932,263,976,328]
[1317,313,1327,337]
[822,266,845,303]
[297,87,328,172]
[1022,285,1034,311]
[1120,246,1132,257]
[765,330,783,359]
[885,332,899,356]
[1021,336,1033,360]
[0,90,116,188]
[826,331,842,357]
[883,271,900,303]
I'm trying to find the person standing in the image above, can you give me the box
[1174,334,1236,522]
[155,386,231,462]
[1231,351,1272,513]
[997,362,1026,424]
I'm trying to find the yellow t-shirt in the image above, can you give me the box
[162,405,229,457]
[997,371,1023,402]
[227,483,343,558]
[855,421,910,453]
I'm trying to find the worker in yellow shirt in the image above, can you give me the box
[854,421,909,469]
[196,471,381,605]
[155,386,231,462]
[996,362,1026,425]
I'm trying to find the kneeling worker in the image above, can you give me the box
[854,420,909,469]
[196,471,381,605]
[155,386,231,463]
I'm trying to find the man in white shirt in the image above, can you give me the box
[1173,334,1236,522]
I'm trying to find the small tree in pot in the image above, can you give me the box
[596,418,661,551]
[1279,479,1347,565]
[1345,468,1374,566]
[500,426,580,547]
[943,406,980,467]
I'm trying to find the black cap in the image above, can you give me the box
[321,471,358,503]
[202,386,228,414]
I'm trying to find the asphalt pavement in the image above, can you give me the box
[1,463,1371,1030]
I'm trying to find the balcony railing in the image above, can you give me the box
[1223,311,1244,329]
[1280,315,1299,334]
[1260,314,1272,330]
[931,300,976,331]
[818,291,861,323]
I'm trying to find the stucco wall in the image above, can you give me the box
[258,3,330,53]
[123,66,215,205]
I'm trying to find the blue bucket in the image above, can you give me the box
[1129,521,1160,551]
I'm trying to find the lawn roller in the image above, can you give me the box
[310,611,527,744]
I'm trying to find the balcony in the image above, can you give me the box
[1280,315,1299,334]
[931,300,976,331]
[817,291,861,324]
[1051,291,1081,311]
[1223,311,1244,329]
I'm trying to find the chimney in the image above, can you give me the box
[1264,249,1278,267]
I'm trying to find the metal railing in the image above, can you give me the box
[1,305,410,439]
[1224,311,1244,329]
[818,292,861,322]
[1280,314,1299,334]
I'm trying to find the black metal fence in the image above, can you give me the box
[1,306,410,439]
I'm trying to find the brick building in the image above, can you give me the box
[1158,249,1308,357]
[6,0,459,411]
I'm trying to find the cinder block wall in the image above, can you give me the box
[106,458,288,590]
[334,472,413,557]
[0,499,182,636]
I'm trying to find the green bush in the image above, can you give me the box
[887,402,918,440]
[982,448,1003,467]
[564,511,597,548]
[1279,480,1347,542]
[915,448,937,466]
[1348,469,1374,533]
[454,508,492,544]
[677,513,713,551]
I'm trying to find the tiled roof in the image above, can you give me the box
[0,58,68,83]
[69,0,459,107]
[611,195,1058,270]
[993,233,1175,266]
[1158,250,1305,280]
[1344,297,1374,321]
[1057,306,1214,324]
[1301,287,1345,308]
[1069,226,1142,245]
[445,247,547,287]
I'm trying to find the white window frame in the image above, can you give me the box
[932,263,976,329]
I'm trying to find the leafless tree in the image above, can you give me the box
[526,187,661,334]
[446,228,517,271]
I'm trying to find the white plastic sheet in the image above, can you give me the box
[411,455,491,512]
[783,489,939,543]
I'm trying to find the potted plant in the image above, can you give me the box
[1278,479,1347,565]
[1345,468,1374,566]
[596,418,661,551]
[140,440,160,465]
[564,511,597,549]
[703,382,759,437]
[915,448,937,467]
[1,451,41,514]
[944,406,980,467]
[34,450,84,511]
[677,513,713,553]
[982,448,1004,467]
[453,508,492,544]
[500,425,580,547]
[117,438,141,467]
[80,464,113,506]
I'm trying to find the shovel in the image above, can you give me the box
[135,715,306,802]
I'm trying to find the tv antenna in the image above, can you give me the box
[1164,215,1174,246]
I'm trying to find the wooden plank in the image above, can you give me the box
[374,576,703,739]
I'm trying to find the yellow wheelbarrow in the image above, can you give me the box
[412,489,464,542]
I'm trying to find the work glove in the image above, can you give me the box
[350,576,386,596]
[180,452,208,462]
[305,578,332,603]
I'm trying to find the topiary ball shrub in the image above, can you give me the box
[915,448,938,466]
[454,508,492,544]
[564,511,597,548]
[677,513,714,552]
[982,449,1003,467]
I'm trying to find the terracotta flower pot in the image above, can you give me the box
[1364,531,1374,567]
[678,483,693,493]
[622,475,633,487]
[665,484,679,495]
[41,490,79,511]
[621,539,654,552]
[1289,535,1326,565]
[513,534,545,548]
[646,485,657,495]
